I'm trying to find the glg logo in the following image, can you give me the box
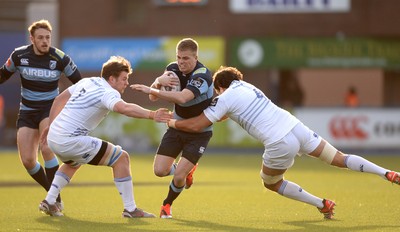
[329,116,368,139]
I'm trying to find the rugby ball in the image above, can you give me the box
[160,72,180,92]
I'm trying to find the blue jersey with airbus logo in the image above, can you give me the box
[166,61,214,121]
[0,44,81,110]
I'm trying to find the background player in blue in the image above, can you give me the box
[131,38,214,218]
[166,66,400,219]
[0,19,81,208]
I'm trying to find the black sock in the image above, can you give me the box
[30,166,50,191]
[163,180,184,206]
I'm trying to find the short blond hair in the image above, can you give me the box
[176,38,198,55]
[28,19,52,36]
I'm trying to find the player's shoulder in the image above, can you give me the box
[49,47,68,59]
[77,77,116,95]
[14,45,30,52]
[166,62,179,71]
[192,62,211,76]
[11,45,31,58]
[86,76,106,87]
[9,45,31,62]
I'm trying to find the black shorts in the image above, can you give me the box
[157,128,212,165]
[16,105,52,129]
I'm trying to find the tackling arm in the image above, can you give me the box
[113,101,171,123]
[168,112,213,133]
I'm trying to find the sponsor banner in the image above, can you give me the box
[294,108,400,149]
[231,38,400,69]
[62,37,224,71]
[230,0,350,13]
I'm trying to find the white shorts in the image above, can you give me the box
[262,122,322,169]
[47,135,103,165]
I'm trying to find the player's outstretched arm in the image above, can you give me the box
[168,112,213,133]
[152,108,173,122]
[113,100,171,122]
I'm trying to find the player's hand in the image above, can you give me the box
[153,108,173,122]
[166,119,177,128]
[130,84,151,94]
[157,71,179,88]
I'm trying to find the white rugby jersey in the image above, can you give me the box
[49,77,121,137]
[204,80,300,146]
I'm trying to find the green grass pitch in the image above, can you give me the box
[0,151,400,231]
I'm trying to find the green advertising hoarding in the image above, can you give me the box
[231,38,400,69]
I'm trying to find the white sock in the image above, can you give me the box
[168,163,177,176]
[114,176,136,212]
[278,180,324,208]
[345,155,389,178]
[45,171,70,204]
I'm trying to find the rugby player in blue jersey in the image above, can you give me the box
[131,38,214,218]
[166,66,400,219]
[0,19,81,210]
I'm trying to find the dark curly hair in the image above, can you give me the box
[213,66,243,90]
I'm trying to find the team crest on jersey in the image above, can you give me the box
[49,60,57,70]
[20,58,29,65]
[210,97,219,106]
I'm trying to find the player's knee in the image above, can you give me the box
[118,151,130,164]
[260,171,283,192]
[105,144,127,167]
[173,171,186,182]
[153,166,169,177]
[21,157,36,169]
[153,169,164,177]
[318,142,337,165]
